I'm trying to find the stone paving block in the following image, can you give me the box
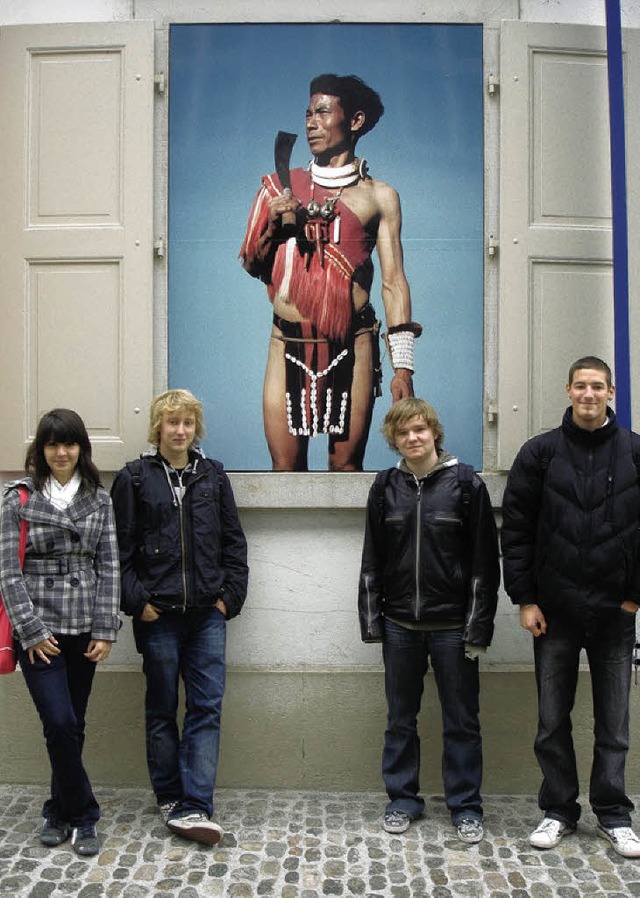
[2,787,640,896]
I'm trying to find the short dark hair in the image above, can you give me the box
[381,397,444,454]
[25,408,101,492]
[568,356,612,388]
[309,73,384,137]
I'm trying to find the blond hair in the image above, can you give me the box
[148,389,205,447]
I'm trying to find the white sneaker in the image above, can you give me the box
[457,817,484,843]
[597,824,640,858]
[529,817,575,849]
[167,812,223,846]
[383,809,411,834]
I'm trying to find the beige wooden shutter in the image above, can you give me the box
[0,21,154,471]
[497,21,640,468]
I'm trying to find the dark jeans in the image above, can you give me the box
[133,607,226,818]
[533,611,636,828]
[382,620,483,823]
[18,632,100,827]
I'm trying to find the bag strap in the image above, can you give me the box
[17,486,29,570]
[456,463,474,525]
[373,468,392,524]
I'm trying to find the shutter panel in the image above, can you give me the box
[0,21,154,470]
[497,21,640,467]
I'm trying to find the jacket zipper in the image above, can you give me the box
[466,577,479,640]
[173,469,208,610]
[179,501,188,607]
[585,448,594,566]
[364,574,375,637]
[415,479,422,620]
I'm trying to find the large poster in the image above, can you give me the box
[169,24,484,471]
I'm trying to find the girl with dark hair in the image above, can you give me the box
[25,408,102,493]
[0,409,120,857]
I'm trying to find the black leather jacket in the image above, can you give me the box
[111,449,248,620]
[358,455,500,645]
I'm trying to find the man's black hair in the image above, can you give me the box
[309,73,384,137]
[568,356,613,388]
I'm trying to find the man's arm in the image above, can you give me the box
[358,483,387,642]
[240,182,301,280]
[464,477,500,648]
[374,183,417,402]
[501,438,549,606]
[519,603,547,636]
[110,467,153,619]
[217,468,249,620]
[624,432,640,610]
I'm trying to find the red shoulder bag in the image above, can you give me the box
[0,486,29,674]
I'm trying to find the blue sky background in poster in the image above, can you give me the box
[168,23,484,471]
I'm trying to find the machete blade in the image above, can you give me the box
[274,131,298,237]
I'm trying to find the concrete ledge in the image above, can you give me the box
[4,667,639,793]
[2,472,506,511]
[228,471,507,509]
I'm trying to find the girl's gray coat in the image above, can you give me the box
[0,478,121,650]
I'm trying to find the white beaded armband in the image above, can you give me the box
[387,330,415,372]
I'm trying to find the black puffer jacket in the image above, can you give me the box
[501,407,640,622]
[111,449,248,620]
[358,455,500,645]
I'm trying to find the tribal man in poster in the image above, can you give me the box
[240,73,421,471]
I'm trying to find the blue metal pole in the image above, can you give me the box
[605,0,631,426]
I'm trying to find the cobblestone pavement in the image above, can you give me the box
[2,786,640,897]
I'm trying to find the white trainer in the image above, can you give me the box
[167,812,223,846]
[457,817,484,844]
[529,817,575,849]
[597,824,640,858]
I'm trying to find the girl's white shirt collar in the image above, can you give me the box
[44,470,81,510]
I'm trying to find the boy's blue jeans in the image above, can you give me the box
[134,606,226,818]
[382,620,483,824]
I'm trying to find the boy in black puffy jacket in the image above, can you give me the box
[502,356,640,858]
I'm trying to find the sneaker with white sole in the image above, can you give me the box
[167,812,223,846]
[597,824,640,858]
[456,817,484,843]
[529,817,575,849]
[383,809,411,834]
